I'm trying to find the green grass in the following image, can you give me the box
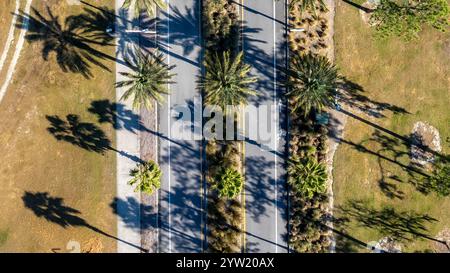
[0,229,8,247]
[333,0,450,252]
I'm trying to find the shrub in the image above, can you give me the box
[288,156,328,199]
[128,160,162,195]
[212,167,243,199]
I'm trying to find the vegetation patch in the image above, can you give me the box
[287,0,335,253]
[202,0,245,253]
[333,0,450,252]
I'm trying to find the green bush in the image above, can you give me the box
[212,167,243,199]
[203,0,239,52]
[371,0,450,40]
[288,156,328,199]
[128,160,162,195]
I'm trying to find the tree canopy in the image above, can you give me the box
[287,53,339,116]
[371,0,450,40]
[288,156,328,199]
[128,160,162,195]
[212,167,243,199]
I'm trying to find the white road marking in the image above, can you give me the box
[272,0,278,253]
[0,0,32,104]
[166,0,172,253]
[0,0,20,73]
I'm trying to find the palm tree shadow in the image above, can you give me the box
[88,99,146,134]
[15,6,115,78]
[334,199,449,250]
[22,191,147,252]
[46,114,144,164]
[46,114,111,154]
[338,77,410,119]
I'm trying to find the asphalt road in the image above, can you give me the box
[157,0,204,253]
[242,0,288,253]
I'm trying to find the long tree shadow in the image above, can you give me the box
[46,114,143,164]
[338,77,410,119]
[154,0,202,68]
[340,108,448,162]
[15,6,116,78]
[335,199,449,250]
[159,141,204,252]
[88,99,145,134]
[245,155,275,223]
[22,191,147,252]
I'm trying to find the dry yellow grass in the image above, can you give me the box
[333,0,450,252]
[0,0,117,252]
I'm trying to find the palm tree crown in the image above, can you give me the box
[116,50,175,110]
[128,160,162,195]
[288,156,327,199]
[287,53,339,116]
[199,51,257,111]
[122,0,167,18]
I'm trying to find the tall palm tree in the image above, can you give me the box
[122,0,167,18]
[116,50,175,110]
[199,51,257,111]
[287,53,339,116]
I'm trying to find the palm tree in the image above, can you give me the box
[116,50,175,110]
[122,0,167,18]
[290,0,327,13]
[288,155,327,199]
[199,51,257,111]
[287,53,339,116]
[212,167,243,199]
[128,160,162,195]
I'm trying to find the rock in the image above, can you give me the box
[410,122,442,166]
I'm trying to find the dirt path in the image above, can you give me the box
[0,0,19,74]
[0,0,32,104]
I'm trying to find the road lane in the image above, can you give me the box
[242,0,288,253]
[157,0,204,253]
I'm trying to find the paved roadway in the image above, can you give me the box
[157,0,204,253]
[242,0,288,253]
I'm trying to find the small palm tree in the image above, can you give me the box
[288,156,327,198]
[290,0,327,13]
[116,50,175,110]
[212,167,243,199]
[128,160,162,195]
[122,0,167,18]
[199,51,257,111]
[287,53,339,116]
